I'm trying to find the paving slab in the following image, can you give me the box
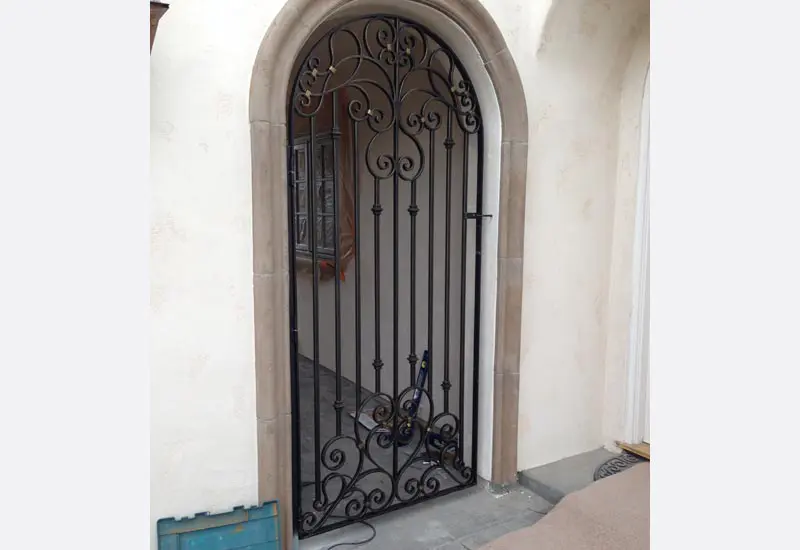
[517,448,617,505]
[299,480,551,550]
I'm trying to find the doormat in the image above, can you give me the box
[593,451,646,481]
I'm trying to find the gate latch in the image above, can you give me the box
[465,212,493,220]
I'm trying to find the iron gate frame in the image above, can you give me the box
[285,13,487,538]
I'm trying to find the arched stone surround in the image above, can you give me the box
[249,0,528,543]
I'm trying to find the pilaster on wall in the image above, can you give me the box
[491,138,528,483]
[250,119,294,545]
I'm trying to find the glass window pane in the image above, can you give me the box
[296,183,307,213]
[294,147,307,181]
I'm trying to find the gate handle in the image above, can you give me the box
[465,212,493,220]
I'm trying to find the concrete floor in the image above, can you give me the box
[295,358,626,549]
[299,480,553,550]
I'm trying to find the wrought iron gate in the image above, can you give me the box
[286,14,485,538]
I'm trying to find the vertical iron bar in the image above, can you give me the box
[353,118,363,410]
[392,16,400,485]
[309,116,322,501]
[408,173,418,387]
[427,127,435,396]
[458,127,469,461]
[332,91,344,436]
[372,173,382,394]
[320,142,327,249]
[443,110,454,413]
[470,130,485,480]
[286,115,304,528]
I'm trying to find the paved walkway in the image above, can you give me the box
[299,480,553,550]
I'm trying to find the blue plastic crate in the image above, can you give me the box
[157,501,280,550]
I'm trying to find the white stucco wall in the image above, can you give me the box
[150,0,649,543]
[150,0,287,541]
[598,0,650,454]
[516,0,650,470]
[601,22,650,449]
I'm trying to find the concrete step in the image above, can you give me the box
[517,448,618,505]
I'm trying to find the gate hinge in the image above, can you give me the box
[465,212,493,220]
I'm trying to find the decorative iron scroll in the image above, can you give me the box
[298,388,474,535]
[291,16,481,138]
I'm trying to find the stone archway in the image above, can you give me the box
[249,0,527,544]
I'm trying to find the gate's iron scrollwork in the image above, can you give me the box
[287,14,485,538]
